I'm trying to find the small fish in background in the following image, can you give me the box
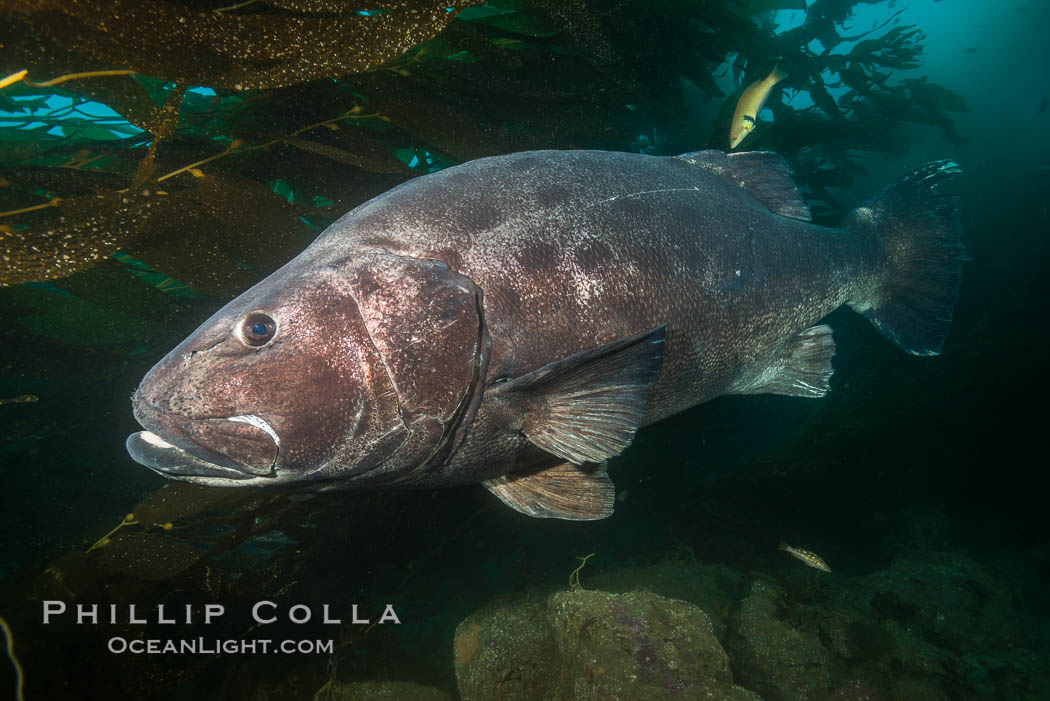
[1036,96,1048,117]
[729,63,787,150]
[961,47,978,54]
[0,394,38,406]
[778,541,831,572]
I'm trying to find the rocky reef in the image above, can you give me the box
[451,510,1048,700]
[454,588,758,700]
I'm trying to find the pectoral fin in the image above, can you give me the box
[731,324,835,398]
[482,462,615,520]
[489,326,666,464]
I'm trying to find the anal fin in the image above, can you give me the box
[731,324,835,398]
[482,462,615,520]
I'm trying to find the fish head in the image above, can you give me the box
[127,248,488,489]
[728,117,755,150]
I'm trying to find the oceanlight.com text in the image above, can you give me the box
[107,637,335,655]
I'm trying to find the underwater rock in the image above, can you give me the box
[816,611,897,663]
[825,678,886,701]
[884,677,951,701]
[727,580,832,701]
[454,589,759,701]
[454,597,560,701]
[809,547,1040,698]
[588,560,747,641]
[859,554,1020,654]
[320,680,452,700]
[548,589,760,701]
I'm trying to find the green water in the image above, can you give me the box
[1,0,1047,699]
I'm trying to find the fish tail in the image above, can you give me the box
[777,541,789,551]
[769,63,788,84]
[844,161,968,356]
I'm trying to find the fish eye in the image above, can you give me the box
[240,312,277,347]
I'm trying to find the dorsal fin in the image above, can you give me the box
[674,150,811,222]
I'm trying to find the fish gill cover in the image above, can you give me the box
[2,0,1047,699]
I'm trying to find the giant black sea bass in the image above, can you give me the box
[126,150,966,520]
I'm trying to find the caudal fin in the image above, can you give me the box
[845,161,968,356]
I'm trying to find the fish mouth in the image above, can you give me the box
[127,399,281,485]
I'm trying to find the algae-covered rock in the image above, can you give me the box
[548,589,760,701]
[727,580,831,701]
[454,587,760,701]
[454,597,559,701]
[589,560,747,640]
[323,680,452,700]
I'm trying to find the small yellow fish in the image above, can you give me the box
[778,541,831,572]
[728,64,788,150]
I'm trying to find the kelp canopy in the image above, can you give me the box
[0,0,967,295]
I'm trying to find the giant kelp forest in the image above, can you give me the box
[0,0,968,293]
[4,0,1038,699]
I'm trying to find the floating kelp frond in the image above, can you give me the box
[0,169,313,295]
[1,0,483,90]
[849,25,926,72]
[0,190,162,287]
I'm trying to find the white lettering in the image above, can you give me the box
[252,601,277,624]
[322,604,341,624]
[77,604,98,625]
[43,600,66,624]
[351,605,369,625]
[128,604,146,624]
[288,604,311,624]
[204,604,225,624]
[378,605,401,625]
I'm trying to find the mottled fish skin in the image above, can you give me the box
[318,149,876,489]
[330,150,870,419]
[779,541,832,572]
[126,149,964,518]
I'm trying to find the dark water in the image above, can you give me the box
[1,0,1048,699]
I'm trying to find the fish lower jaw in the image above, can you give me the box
[126,426,282,486]
[140,431,175,450]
